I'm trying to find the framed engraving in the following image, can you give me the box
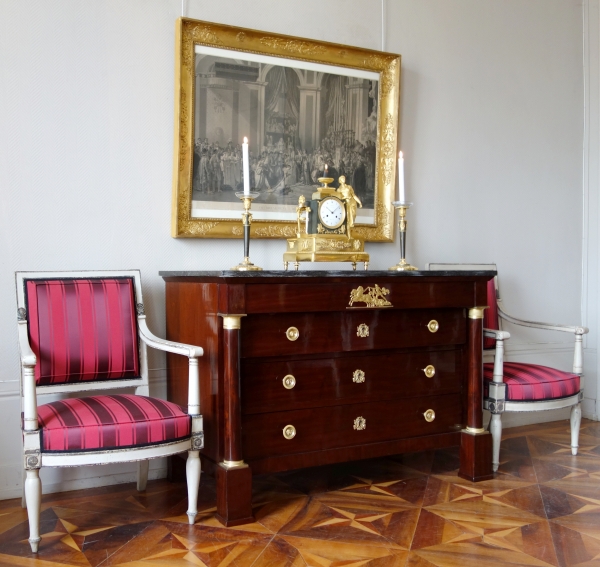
[172,18,400,240]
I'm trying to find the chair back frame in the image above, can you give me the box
[15,270,150,400]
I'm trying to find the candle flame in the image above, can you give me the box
[399,151,403,158]
[243,136,248,143]
[324,164,328,171]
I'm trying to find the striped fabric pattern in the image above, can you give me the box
[483,277,499,350]
[37,394,191,452]
[484,362,580,401]
[26,278,140,385]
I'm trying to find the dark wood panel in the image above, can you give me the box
[245,281,477,313]
[241,308,466,357]
[247,431,461,474]
[241,349,461,414]
[242,394,462,460]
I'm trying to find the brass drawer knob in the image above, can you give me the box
[357,323,369,337]
[353,369,365,383]
[427,320,439,333]
[286,327,299,341]
[423,409,436,422]
[283,425,296,439]
[353,416,366,430]
[423,365,436,378]
[282,375,296,389]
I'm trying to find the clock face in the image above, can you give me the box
[319,197,346,229]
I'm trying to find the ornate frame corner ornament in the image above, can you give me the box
[172,18,400,242]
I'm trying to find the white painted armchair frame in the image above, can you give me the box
[427,264,588,472]
[15,270,204,553]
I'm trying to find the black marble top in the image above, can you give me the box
[160,270,496,279]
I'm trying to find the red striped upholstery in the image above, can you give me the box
[484,362,580,401]
[26,278,140,385]
[37,395,191,452]
[483,277,499,350]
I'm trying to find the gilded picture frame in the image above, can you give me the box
[172,17,400,240]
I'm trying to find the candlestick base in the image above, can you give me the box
[388,259,418,271]
[231,257,263,271]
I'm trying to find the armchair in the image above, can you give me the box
[15,270,204,552]
[427,264,588,472]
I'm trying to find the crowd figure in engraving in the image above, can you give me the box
[192,132,377,205]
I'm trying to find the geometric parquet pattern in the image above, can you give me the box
[1,419,600,566]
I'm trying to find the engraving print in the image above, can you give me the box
[191,47,379,225]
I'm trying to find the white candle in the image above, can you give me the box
[398,151,405,202]
[242,137,250,194]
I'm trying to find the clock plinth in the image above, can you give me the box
[283,234,369,270]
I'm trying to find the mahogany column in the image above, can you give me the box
[215,314,254,526]
[458,306,494,481]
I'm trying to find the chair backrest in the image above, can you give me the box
[426,263,499,350]
[16,270,148,394]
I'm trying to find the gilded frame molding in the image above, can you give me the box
[172,18,400,240]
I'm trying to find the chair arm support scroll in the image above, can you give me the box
[483,329,511,340]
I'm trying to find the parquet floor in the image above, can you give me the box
[1,419,600,566]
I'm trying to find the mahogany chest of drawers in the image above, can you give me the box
[161,270,495,526]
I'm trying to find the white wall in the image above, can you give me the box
[0,0,591,499]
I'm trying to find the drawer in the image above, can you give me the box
[242,394,462,460]
[245,281,477,313]
[241,308,465,358]
[241,349,462,415]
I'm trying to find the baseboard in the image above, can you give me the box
[0,463,168,501]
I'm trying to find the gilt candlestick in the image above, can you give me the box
[389,201,418,271]
[231,191,263,271]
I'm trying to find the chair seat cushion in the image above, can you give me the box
[484,362,580,401]
[37,394,191,452]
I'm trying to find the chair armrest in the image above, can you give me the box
[137,317,203,415]
[498,302,588,335]
[484,328,510,340]
[138,318,203,358]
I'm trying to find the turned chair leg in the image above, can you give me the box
[21,469,26,509]
[137,460,149,492]
[570,403,582,456]
[186,450,201,525]
[489,413,502,472]
[25,469,42,553]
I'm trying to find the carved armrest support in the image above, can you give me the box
[483,327,510,385]
[18,320,38,431]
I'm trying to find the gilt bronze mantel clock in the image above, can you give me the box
[283,176,370,270]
